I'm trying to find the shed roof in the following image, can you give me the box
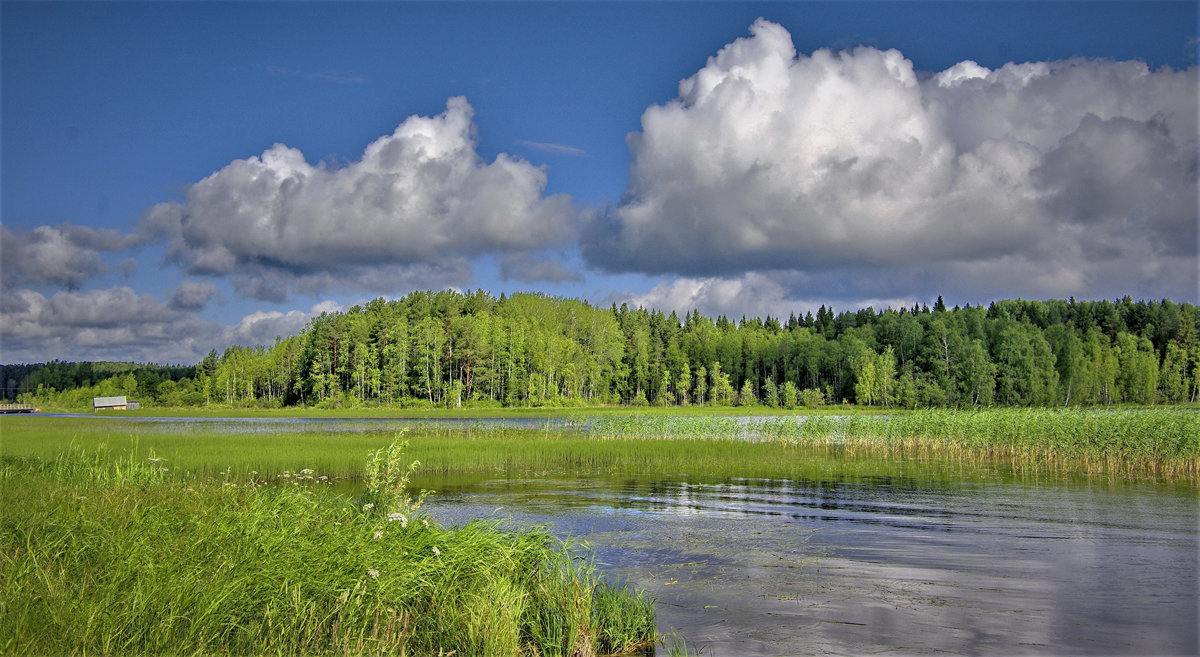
[93,396,127,407]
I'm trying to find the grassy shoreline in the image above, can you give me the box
[0,443,656,656]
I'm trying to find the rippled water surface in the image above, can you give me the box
[425,474,1197,656]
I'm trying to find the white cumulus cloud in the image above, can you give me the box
[143,97,576,301]
[219,301,337,349]
[585,19,1198,301]
[615,272,915,321]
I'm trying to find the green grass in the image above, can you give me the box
[0,441,655,656]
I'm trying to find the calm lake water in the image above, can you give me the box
[33,414,1200,655]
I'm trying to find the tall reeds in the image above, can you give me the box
[581,408,1199,479]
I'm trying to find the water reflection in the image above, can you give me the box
[37,413,577,433]
[425,474,1198,656]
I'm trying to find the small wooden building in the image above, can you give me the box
[93,396,138,411]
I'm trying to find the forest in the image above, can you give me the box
[10,291,1200,410]
[1,361,197,404]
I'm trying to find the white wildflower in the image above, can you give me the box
[387,513,408,527]
[432,546,440,556]
[362,503,375,512]
[374,530,384,540]
[422,518,430,529]
[367,569,380,579]
[300,468,314,475]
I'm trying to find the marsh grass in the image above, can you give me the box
[0,442,656,656]
[820,408,1199,479]
[3,408,1195,487]
[584,408,1198,480]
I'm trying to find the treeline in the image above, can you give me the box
[2,361,198,405]
[166,291,1198,409]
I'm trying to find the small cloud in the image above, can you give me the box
[517,140,586,157]
[168,280,222,311]
[313,70,369,85]
[499,252,583,283]
[264,65,368,85]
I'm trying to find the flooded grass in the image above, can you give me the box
[0,441,655,656]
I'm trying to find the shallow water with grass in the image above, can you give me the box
[3,411,1197,655]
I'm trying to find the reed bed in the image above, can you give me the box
[587,408,1200,479]
[859,408,1200,478]
[0,441,655,656]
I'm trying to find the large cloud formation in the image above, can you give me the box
[144,97,575,301]
[587,19,1197,302]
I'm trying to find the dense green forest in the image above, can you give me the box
[1,362,197,405]
[10,291,1200,409]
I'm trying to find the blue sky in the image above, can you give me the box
[2,2,1197,364]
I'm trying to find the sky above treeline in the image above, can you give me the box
[2,2,1197,365]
